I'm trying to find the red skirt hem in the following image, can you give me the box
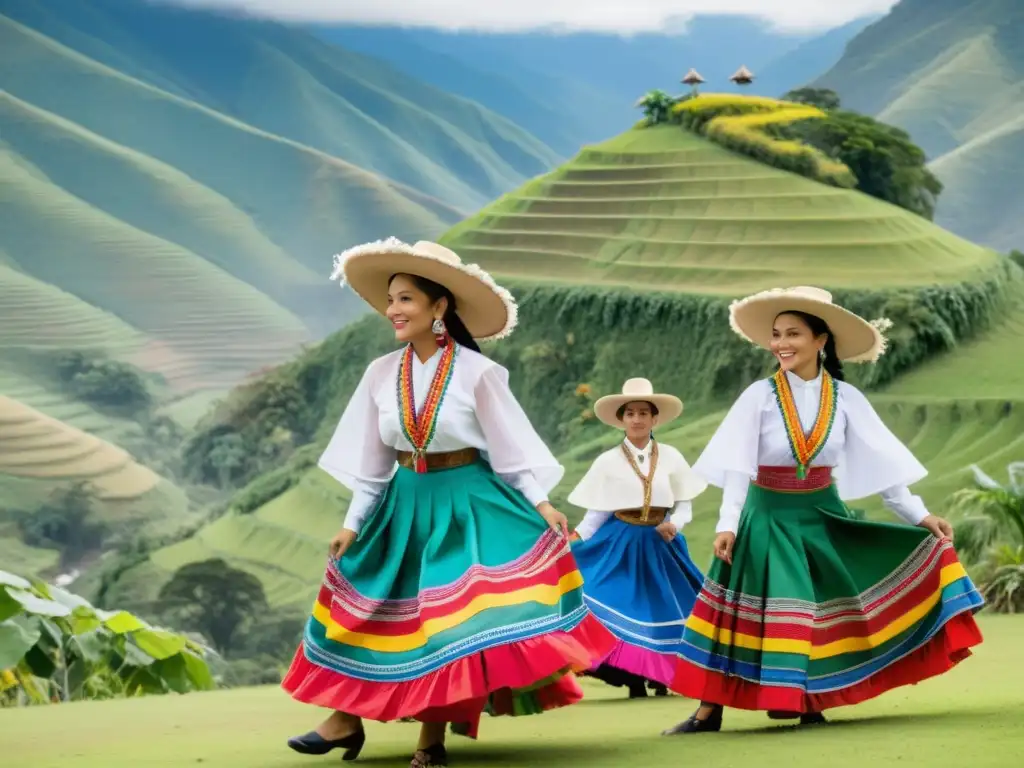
[281,613,615,737]
[668,612,983,712]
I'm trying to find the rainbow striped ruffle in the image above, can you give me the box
[669,483,984,712]
[282,460,615,734]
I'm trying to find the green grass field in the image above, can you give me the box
[4,614,1022,767]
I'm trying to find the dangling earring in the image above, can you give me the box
[819,348,826,361]
[432,317,448,348]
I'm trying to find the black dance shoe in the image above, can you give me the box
[661,706,723,735]
[286,728,365,760]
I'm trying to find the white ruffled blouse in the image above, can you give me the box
[693,369,931,535]
[568,438,708,541]
[318,345,563,534]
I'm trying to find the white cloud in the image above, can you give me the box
[159,0,899,34]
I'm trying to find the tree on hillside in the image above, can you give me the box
[783,87,841,111]
[635,90,676,125]
[53,350,153,414]
[948,462,1024,613]
[17,483,108,565]
[773,106,944,220]
[158,558,269,653]
[207,433,247,489]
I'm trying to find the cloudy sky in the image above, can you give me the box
[164,0,900,33]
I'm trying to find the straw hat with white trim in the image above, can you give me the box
[594,378,683,428]
[329,237,517,340]
[728,286,893,363]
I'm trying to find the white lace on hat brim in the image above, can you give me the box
[329,237,518,341]
[728,288,893,363]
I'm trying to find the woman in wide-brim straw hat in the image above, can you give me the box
[661,286,985,735]
[566,378,708,698]
[281,238,614,767]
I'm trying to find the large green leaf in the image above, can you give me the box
[0,617,42,669]
[122,641,155,669]
[68,629,107,664]
[69,606,102,635]
[99,610,148,634]
[0,589,21,623]
[134,629,186,661]
[0,571,32,590]
[152,654,191,694]
[46,584,93,612]
[8,588,72,618]
[181,649,215,690]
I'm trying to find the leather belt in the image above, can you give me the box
[614,507,669,526]
[396,447,479,472]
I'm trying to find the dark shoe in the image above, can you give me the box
[661,706,723,735]
[628,683,648,699]
[410,743,448,767]
[800,712,828,726]
[650,683,669,697]
[287,728,365,760]
[767,710,801,720]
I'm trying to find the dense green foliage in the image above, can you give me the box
[0,570,214,706]
[668,92,941,217]
[52,351,154,415]
[158,559,269,653]
[14,484,107,566]
[777,89,944,220]
[949,463,1024,613]
[782,87,842,111]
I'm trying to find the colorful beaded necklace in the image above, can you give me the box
[770,368,837,480]
[396,339,458,473]
[620,438,659,521]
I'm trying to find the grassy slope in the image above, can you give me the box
[114,124,1024,612]
[813,0,1024,251]
[4,614,1023,766]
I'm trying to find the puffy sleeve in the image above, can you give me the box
[667,447,708,501]
[318,357,398,491]
[691,381,767,487]
[566,453,614,510]
[474,363,564,494]
[833,383,930,525]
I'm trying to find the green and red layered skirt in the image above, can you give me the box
[670,466,985,712]
[282,456,614,737]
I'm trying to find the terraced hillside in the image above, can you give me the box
[0,0,562,420]
[0,393,192,580]
[99,118,1024,615]
[443,126,999,293]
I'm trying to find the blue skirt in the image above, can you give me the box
[571,517,705,687]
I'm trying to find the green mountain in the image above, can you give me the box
[814,0,1024,251]
[0,0,562,578]
[99,119,1024,614]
